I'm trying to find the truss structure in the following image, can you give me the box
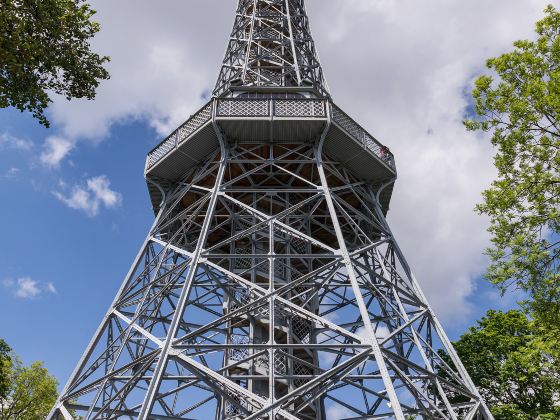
[48,0,492,419]
[48,142,492,419]
[214,0,329,97]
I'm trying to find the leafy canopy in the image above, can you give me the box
[0,351,58,420]
[451,310,560,419]
[0,339,11,400]
[0,0,110,127]
[465,5,560,328]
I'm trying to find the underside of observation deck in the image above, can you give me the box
[145,97,396,216]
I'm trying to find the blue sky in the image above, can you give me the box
[0,109,158,384]
[0,0,549,389]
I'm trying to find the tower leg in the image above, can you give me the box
[49,142,491,419]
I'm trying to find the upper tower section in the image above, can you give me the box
[213,0,329,98]
[145,0,396,215]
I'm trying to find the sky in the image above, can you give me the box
[0,0,550,390]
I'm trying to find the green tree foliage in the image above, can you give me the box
[0,352,58,420]
[0,339,11,400]
[450,310,560,419]
[465,5,560,329]
[0,0,110,127]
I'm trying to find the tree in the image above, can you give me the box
[449,310,560,419]
[0,0,110,127]
[0,339,11,400]
[465,5,560,329]
[0,354,58,420]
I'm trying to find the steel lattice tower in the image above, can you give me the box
[49,1,493,419]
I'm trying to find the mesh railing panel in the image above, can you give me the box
[228,334,250,362]
[147,102,212,168]
[331,105,396,171]
[178,102,213,144]
[147,135,176,168]
[274,99,326,117]
[217,99,270,117]
[146,99,396,173]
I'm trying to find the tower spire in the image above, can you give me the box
[214,0,329,97]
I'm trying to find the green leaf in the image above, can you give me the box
[0,0,110,127]
[464,5,560,334]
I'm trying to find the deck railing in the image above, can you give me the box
[330,104,396,170]
[146,98,395,172]
[215,98,327,118]
[147,102,213,168]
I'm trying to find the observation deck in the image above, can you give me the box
[145,97,396,213]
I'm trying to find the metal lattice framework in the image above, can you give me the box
[213,0,329,97]
[146,98,395,172]
[49,142,491,419]
[48,0,493,419]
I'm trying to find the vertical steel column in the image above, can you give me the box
[138,135,228,419]
[47,188,168,420]
[315,127,406,420]
[371,183,493,420]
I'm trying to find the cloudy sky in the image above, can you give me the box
[0,0,550,387]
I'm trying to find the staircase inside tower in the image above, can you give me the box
[222,182,319,418]
[199,144,327,419]
[214,0,328,97]
[221,219,321,420]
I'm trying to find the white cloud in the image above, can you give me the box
[15,277,40,299]
[0,132,33,151]
[40,136,74,168]
[355,325,391,343]
[326,404,354,420]
[53,175,122,217]
[305,0,549,323]
[0,167,20,180]
[2,277,57,299]
[46,282,57,294]
[54,187,90,213]
[87,176,121,208]
[375,326,390,340]
[47,1,234,141]
[41,0,550,324]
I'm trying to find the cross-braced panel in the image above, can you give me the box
[49,143,490,420]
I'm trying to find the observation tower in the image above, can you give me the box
[49,1,492,419]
